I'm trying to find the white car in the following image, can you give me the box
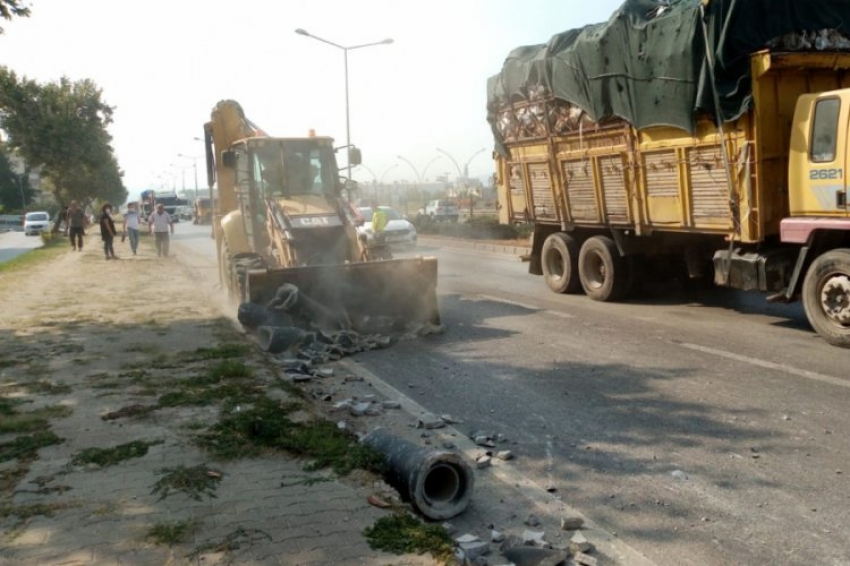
[357,206,417,248]
[424,199,459,222]
[23,211,51,236]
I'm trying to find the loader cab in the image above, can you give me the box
[789,90,850,217]
[249,138,339,200]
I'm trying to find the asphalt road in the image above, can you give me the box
[362,244,850,566]
[170,224,849,565]
[0,230,44,263]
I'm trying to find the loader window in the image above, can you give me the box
[811,98,840,163]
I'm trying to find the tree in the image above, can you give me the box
[0,144,35,211]
[0,0,30,34]
[0,68,126,208]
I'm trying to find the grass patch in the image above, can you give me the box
[71,439,162,468]
[0,501,76,521]
[0,403,72,434]
[364,513,456,562]
[21,380,72,395]
[157,361,258,409]
[192,344,249,361]
[188,528,271,560]
[151,464,222,501]
[0,431,63,462]
[196,398,384,475]
[0,237,67,275]
[146,518,198,545]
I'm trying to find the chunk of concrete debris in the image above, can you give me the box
[671,470,688,481]
[442,441,456,450]
[311,368,334,378]
[442,522,455,535]
[418,414,446,429]
[525,514,541,527]
[491,530,505,543]
[569,532,593,554]
[440,414,459,424]
[336,421,347,430]
[476,455,492,469]
[382,400,402,410]
[501,546,568,566]
[344,375,364,382]
[560,516,585,531]
[522,529,546,546]
[496,450,514,461]
[333,399,353,410]
[349,402,372,416]
[474,435,496,447]
[289,373,312,382]
[573,551,598,566]
[460,541,490,561]
[456,533,480,544]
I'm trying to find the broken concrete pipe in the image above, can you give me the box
[256,325,314,354]
[361,428,474,520]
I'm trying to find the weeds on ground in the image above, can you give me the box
[364,513,456,562]
[0,431,63,463]
[151,464,222,501]
[195,397,385,475]
[20,380,72,395]
[188,527,272,561]
[146,518,198,545]
[192,343,250,361]
[0,237,66,274]
[71,439,163,468]
[0,403,72,434]
[157,360,258,409]
[0,500,77,522]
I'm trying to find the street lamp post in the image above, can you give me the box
[177,154,201,199]
[437,147,487,218]
[295,28,393,183]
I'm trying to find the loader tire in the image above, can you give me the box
[220,238,245,303]
[802,249,850,348]
[578,235,630,302]
[541,232,582,294]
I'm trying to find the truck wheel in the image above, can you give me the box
[578,235,630,302]
[541,233,582,294]
[802,249,850,347]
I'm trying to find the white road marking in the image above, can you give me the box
[475,294,575,318]
[476,294,540,311]
[678,342,849,389]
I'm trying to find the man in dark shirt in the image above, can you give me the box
[65,200,88,251]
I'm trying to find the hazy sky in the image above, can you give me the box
[1,0,624,195]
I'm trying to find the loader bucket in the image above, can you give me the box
[245,257,440,331]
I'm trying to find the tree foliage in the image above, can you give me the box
[0,144,35,212]
[0,68,127,208]
[0,0,30,34]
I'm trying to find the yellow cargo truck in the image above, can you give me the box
[488,1,850,346]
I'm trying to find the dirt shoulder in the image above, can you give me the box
[0,235,436,565]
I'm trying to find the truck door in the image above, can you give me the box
[802,94,849,216]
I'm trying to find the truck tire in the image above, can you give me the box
[802,249,850,348]
[541,233,582,294]
[578,235,630,302]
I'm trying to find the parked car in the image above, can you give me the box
[175,205,193,222]
[23,211,51,236]
[357,206,417,248]
[424,199,459,222]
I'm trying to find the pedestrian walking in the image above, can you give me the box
[99,203,118,260]
[123,202,141,255]
[65,200,88,251]
[148,203,174,257]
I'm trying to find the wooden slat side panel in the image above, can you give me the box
[562,160,598,221]
[507,162,528,223]
[687,146,732,223]
[642,150,681,225]
[528,162,558,221]
[598,155,630,224]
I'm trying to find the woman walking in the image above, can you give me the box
[99,203,118,260]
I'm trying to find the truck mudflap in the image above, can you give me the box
[244,257,440,331]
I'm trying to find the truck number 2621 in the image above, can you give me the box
[809,168,843,180]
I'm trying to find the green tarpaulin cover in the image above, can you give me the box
[487,0,850,147]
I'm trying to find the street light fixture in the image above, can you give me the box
[295,28,393,183]
[437,147,488,215]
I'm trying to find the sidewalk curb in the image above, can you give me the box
[340,358,656,566]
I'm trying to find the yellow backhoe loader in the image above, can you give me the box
[204,100,440,330]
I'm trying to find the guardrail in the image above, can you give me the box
[0,215,24,231]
